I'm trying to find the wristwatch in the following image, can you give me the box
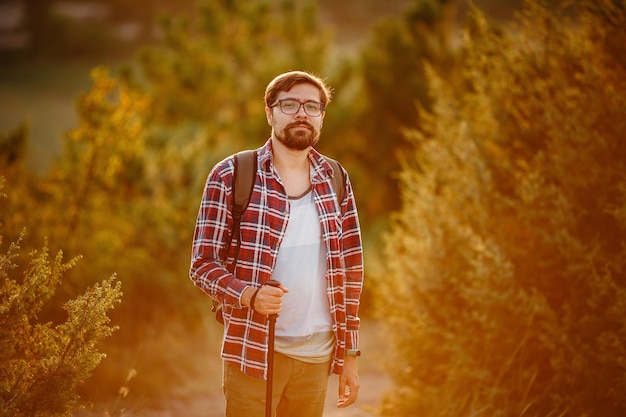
[345,349,361,357]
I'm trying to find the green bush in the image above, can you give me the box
[379,0,626,415]
[2,0,344,404]
[0,229,122,417]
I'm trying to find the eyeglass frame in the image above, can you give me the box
[270,99,325,117]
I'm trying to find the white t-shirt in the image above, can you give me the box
[273,189,335,363]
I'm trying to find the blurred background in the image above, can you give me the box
[1,1,625,416]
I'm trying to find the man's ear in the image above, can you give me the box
[265,107,273,126]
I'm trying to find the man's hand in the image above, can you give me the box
[242,284,288,315]
[337,355,360,408]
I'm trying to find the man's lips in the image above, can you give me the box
[288,122,313,130]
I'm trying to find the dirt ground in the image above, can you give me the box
[133,371,390,417]
[116,320,392,417]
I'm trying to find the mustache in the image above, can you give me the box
[286,121,314,130]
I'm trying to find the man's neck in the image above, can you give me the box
[271,137,311,197]
[271,136,310,171]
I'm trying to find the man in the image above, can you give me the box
[190,71,363,417]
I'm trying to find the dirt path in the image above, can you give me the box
[133,371,390,417]
[119,320,392,417]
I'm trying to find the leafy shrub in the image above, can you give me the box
[0,229,122,417]
[379,0,626,415]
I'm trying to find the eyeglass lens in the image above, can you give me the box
[278,100,323,116]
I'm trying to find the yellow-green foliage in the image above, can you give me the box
[380,0,626,416]
[3,0,575,411]
[125,0,330,154]
[0,230,122,417]
[0,0,344,404]
[353,0,462,224]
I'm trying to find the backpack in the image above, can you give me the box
[212,149,346,323]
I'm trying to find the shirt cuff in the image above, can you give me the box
[238,285,253,308]
[346,329,359,351]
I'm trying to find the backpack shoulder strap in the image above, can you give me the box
[323,156,345,203]
[214,149,256,319]
[227,149,257,264]
[233,149,257,215]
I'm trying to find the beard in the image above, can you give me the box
[275,122,320,150]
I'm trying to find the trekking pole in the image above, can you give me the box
[265,279,281,417]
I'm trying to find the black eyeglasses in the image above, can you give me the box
[270,99,324,117]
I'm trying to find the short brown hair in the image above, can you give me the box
[264,71,333,108]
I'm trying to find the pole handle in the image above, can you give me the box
[266,280,281,319]
[265,279,281,288]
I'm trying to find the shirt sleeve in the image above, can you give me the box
[189,159,250,308]
[340,170,364,351]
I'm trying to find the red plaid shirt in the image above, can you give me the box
[190,139,364,379]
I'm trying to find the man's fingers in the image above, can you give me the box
[337,379,348,407]
[256,285,287,314]
[338,387,358,408]
[337,379,359,408]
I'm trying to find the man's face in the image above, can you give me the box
[266,83,325,151]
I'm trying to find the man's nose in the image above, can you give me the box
[295,103,308,117]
